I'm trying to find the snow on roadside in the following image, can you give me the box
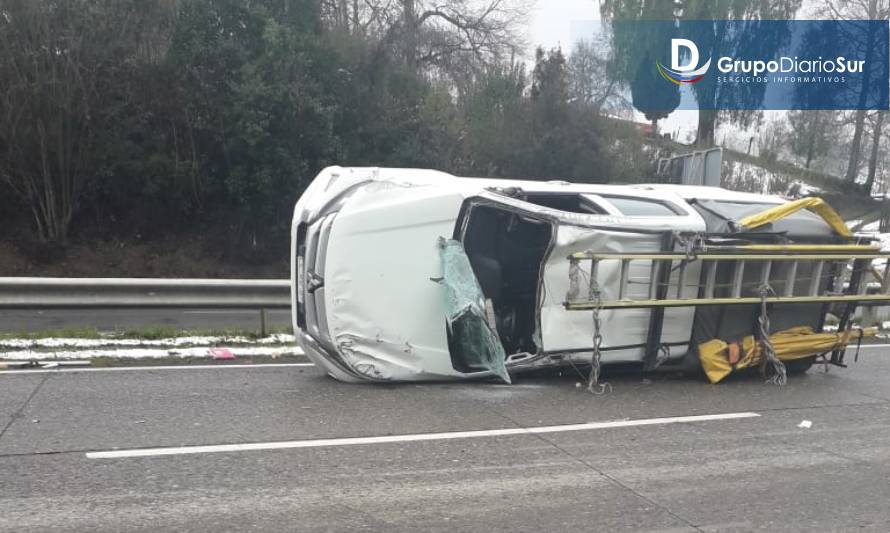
[848,219,890,274]
[0,333,296,350]
[1,346,304,361]
[872,234,890,254]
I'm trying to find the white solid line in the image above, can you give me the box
[183,309,289,314]
[182,310,257,315]
[858,344,890,349]
[0,363,315,375]
[86,411,760,459]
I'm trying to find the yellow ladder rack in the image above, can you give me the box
[565,251,890,310]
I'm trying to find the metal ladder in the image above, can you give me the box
[565,251,890,310]
[565,248,890,369]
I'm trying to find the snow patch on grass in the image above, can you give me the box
[0,333,296,350]
[1,346,303,361]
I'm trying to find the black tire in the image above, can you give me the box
[676,350,706,379]
[785,356,817,375]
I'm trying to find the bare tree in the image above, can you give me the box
[757,118,787,163]
[0,0,166,242]
[320,0,397,37]
[0,2,98,242]
[865,111,886,194]
[568,38,631,116]
[410,0,528,68]
[816,0,890,183]
[787,110,833,169]
[329,0,529,75]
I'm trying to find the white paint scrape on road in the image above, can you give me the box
[86,411,760,459]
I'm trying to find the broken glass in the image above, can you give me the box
[438,237,511,383]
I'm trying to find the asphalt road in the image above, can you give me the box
[0,308,292,333]
[4,352,890,532]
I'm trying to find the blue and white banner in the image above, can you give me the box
[607,20,889,110]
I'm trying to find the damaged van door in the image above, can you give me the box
[438,238,512,383]
[453,188,707,373]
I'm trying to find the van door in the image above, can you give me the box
[539,193,706,366]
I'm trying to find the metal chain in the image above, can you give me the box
[587,285,611,395]
[680,233,698,261]
[655,343,671,368]
[757,284,787,386]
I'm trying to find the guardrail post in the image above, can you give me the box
[260,308,268,338]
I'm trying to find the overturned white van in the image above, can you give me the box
[291,167,890,385]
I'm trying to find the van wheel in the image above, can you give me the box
[677,351,705,378]
[785,356,817,375]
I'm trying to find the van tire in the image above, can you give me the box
[785,356,817,375]
[677,351,705,378]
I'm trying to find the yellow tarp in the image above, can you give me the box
[699,326,876,384]
[738,197,852,237]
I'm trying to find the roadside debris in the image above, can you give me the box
[209,348,236,360]
[798,420,813,429]
[0,360,92,371]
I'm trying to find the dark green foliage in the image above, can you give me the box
[460,49,612,182]
[600,1,680,126]
[526,48,610,182]
[0,0,639,258]
[630,50,680,124]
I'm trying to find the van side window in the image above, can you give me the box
[603,196,682,217]
[521,193,608,214]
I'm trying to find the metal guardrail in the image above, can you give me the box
[0,278,291,309]
[656,147,723,187]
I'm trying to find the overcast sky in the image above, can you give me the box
[528,0,599,54]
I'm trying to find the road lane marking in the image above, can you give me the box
[183,310,290,315]
[0,363,315,375]
[183,310,260,315]
[86,411,760,459]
